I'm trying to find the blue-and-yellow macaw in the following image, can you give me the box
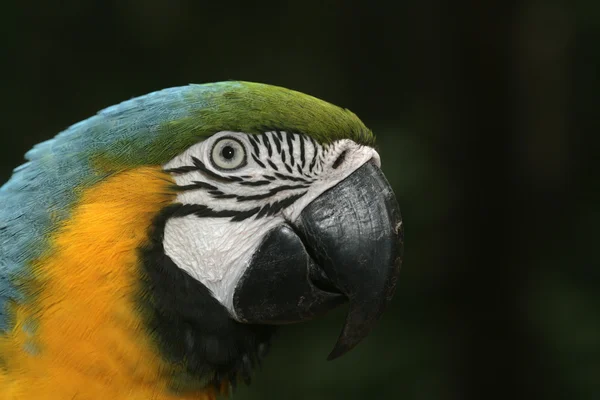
[0,82,403,399]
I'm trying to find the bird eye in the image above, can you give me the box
[210,137,247,170]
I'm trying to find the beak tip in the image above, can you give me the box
[326,343,352,361]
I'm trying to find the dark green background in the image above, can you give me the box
[2,1,597,399]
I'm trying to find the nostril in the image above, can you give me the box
[332,150,347,169]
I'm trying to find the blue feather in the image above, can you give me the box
[0,83,231,330]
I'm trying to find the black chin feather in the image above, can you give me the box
[138,204,276,392]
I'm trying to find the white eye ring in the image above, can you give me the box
[210,136,247,171]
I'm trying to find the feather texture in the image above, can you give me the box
[0,81,372,331]
[0,81,372,398]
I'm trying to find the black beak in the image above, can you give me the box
[233,160,403,360]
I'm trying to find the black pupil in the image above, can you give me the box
[221,145,235,160]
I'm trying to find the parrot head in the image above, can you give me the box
[0,81,403,399]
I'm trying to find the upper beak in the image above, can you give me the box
[233,160,403,360]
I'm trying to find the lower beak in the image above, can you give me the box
[233,160,403,360]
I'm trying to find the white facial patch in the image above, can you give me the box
[162,131,379,317]
[163,214,284,312]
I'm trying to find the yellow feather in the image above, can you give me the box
[0,167,222,399]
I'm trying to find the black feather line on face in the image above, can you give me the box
[138,204,276,391]
[252,154,266,168]
[248,135,260,157]
[299,135,306,168]
[170,204,261,221]
[286,133,295,167]
[255,192,306,218]
[308,140,319,174]
[176,181,219,192]
[271,133,282,154]
[235,184,309,202]
[210,193,238,199]
[238,180,271,187]
[332,150,348,169]
[263,133,273,157]
[274,172,310,183]
[163,165,199,174]
[267,159,279,171]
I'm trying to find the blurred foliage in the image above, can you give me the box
[1,1,598,399]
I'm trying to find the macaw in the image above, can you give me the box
[0,81,403,399]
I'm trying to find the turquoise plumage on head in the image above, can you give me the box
[0,81,403,400]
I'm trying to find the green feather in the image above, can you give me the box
[101,81,373,168]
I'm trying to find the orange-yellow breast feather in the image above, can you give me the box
[0,167,223,399]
